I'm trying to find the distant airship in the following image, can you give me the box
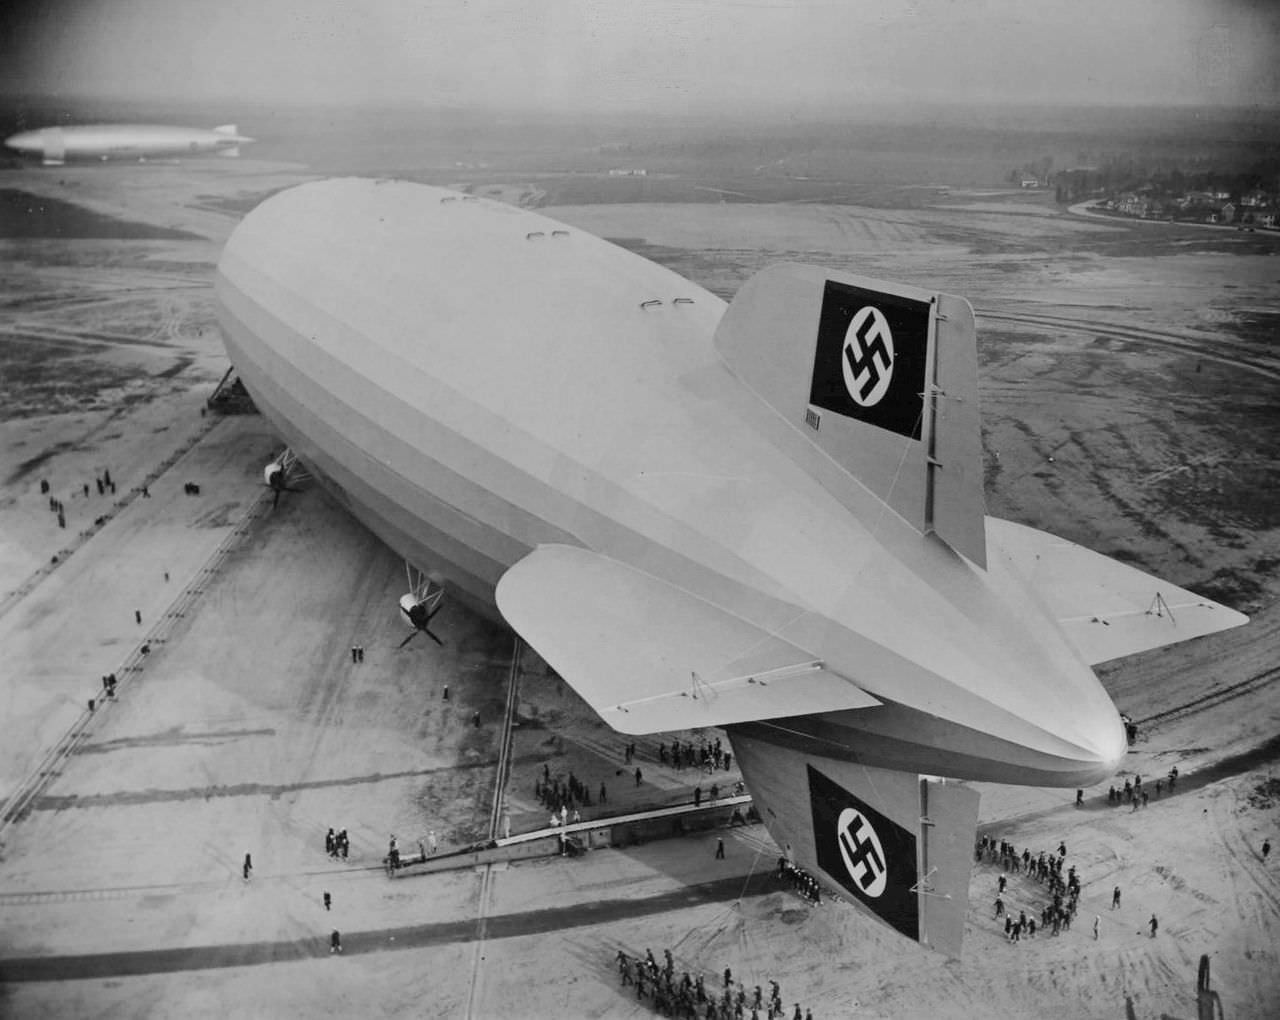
[4,123,253,165]
[214,179,1247,955]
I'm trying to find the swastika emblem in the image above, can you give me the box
[840,306,895,407]
[836,807,888,898]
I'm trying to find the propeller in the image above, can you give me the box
[398,600,444,648]
[265,462,301,508]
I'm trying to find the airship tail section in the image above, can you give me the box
[729,728,980,957]
[496,544,880,735]
[714,264,987,567]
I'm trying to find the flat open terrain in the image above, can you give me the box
[0,152,1277,1020]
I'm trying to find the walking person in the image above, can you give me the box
[1112,885,1121,909]
[715,836,725,859]
[1093,914,1100,940]
[323,891,331,911]
[1149,914,1158,937]
[243,853,252,881]
[330,929,342,953]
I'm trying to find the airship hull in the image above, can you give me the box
[215,178,1250,954]
[4,124,252,164]
[213,178,1157,785]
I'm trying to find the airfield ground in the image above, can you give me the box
[0,159,1277,1020]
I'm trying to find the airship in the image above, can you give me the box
[214,178,1247,954]
[4,123,252,165]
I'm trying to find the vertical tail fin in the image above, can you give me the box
[714,263,987,567]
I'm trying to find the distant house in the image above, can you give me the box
[1020,177,1039,189]
[1221,202,1237,224]
[1116,193,1154,218]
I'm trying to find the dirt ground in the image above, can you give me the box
[0,160,1277,1020]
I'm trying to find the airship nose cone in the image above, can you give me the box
[1033,677,1128,786]
[1080,708,1128,783]
[4,130,40,153]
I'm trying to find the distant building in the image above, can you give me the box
[1020,177,1039,189]
[608,168,648,177]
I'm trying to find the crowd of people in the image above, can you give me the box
[658,736,734,774]
[535,761,596,821]
[615,949,815,1020]
[978,830,1166,945]
[776,858,821,904]
[532,735,748,836]
[980,836,1092,940]
[1105,767,1179,811]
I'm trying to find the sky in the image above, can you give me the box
[1,0,1277,114]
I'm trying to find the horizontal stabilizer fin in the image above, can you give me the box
[988,518,1248,665]
[496,545,879,735]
